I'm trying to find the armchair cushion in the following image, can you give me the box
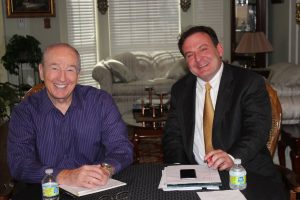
[267,62,300,125]
[268,62,300,87]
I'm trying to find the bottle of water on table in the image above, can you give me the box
[42,168,59,200]
[229,158,247,190]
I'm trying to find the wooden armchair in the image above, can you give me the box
[22,82,45,99]
[0,83,45,200]
[265,82,300,200]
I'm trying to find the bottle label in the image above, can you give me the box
[230,175,246,186]
[42,182,59,197]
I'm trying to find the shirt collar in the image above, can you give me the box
[197,62,224,89]
[39,85,83,115]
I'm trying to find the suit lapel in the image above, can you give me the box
[182,74,197,162]
[213,65,234,148]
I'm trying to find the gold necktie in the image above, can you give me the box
[203,82,214,154]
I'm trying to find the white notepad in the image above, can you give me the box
[60,178,126,197]
[197,190,247,200]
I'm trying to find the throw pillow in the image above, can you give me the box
[104,59,137,83]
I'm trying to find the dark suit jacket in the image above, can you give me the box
[163,64,281,182]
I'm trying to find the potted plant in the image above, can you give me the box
[1,34,42,75]
[1,34,42,101]
[0,34,42,122]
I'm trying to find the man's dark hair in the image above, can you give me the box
[178,26,220,56]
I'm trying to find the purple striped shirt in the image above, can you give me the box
[8,85,133,183]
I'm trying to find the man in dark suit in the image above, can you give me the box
[162,26,280,181]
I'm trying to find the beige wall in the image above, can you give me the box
[269,0,300,65]
[2,1,65,51]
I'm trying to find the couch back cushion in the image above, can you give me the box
[113,52,155,81]
[151,51,184,78]
[110,51,188,81]
[165,58,189,80]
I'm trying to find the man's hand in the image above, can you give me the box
[204,149,234,171]
[57,164,111,188]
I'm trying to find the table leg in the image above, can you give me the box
[278,135,287,167]
[133,131,140,163]
[289,138,300,181]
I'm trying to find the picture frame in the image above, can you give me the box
[271,0,284,3]
[6,0,55,18]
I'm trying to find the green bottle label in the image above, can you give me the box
[42,182,59,197]
[230,175,246,185]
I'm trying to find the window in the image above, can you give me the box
[109,0,180,55]
[66,0,98,87]
[193,0,224,44]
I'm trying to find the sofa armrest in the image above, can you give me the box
[92,62,113,94]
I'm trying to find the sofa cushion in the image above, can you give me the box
[112,78,176,96]
[165,58,189,79]
[113,52,156,81]
[151,51,183,78]
[132,52,155,80]
[104,59,137,83]
[271,84,300,97]
[268,62,300,86]
[278,95,300,123]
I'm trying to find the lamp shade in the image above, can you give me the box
[235,32,273,54]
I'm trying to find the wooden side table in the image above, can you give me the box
[122,111,165,164]
[278,124,300,181]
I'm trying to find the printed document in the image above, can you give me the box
[158,165,221,191]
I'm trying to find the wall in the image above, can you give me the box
[1,0,298,82]
[1,0,66,84]
[2,2,62,51]
[269,0,300,65]
[0,1,7,82]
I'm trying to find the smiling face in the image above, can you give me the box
[182,32,224,82]
[39,44,80,108]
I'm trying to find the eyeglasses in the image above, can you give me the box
[97,191,128,200]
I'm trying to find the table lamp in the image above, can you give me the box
[235,32,273,68]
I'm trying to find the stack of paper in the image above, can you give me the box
[158,165,222,191]
[60,178,126,197]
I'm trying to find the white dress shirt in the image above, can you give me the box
[193,63,224,164]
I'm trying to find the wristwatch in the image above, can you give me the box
[101,163,115,177]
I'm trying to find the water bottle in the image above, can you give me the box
[42,168,59,200]
[229,158,247,190]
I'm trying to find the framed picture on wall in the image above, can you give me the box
[6,0,55,18]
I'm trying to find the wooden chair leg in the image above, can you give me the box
[289,190,297,200]
[0,183,13,200]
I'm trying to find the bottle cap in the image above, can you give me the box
[45,168,53,174]
[234,158,241,165]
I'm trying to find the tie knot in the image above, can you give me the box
[205,82,212,91]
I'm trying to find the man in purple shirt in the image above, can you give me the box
[7,43,133,189]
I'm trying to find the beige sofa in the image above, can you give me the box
[267,62,300,125]
[92,51,188,114]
